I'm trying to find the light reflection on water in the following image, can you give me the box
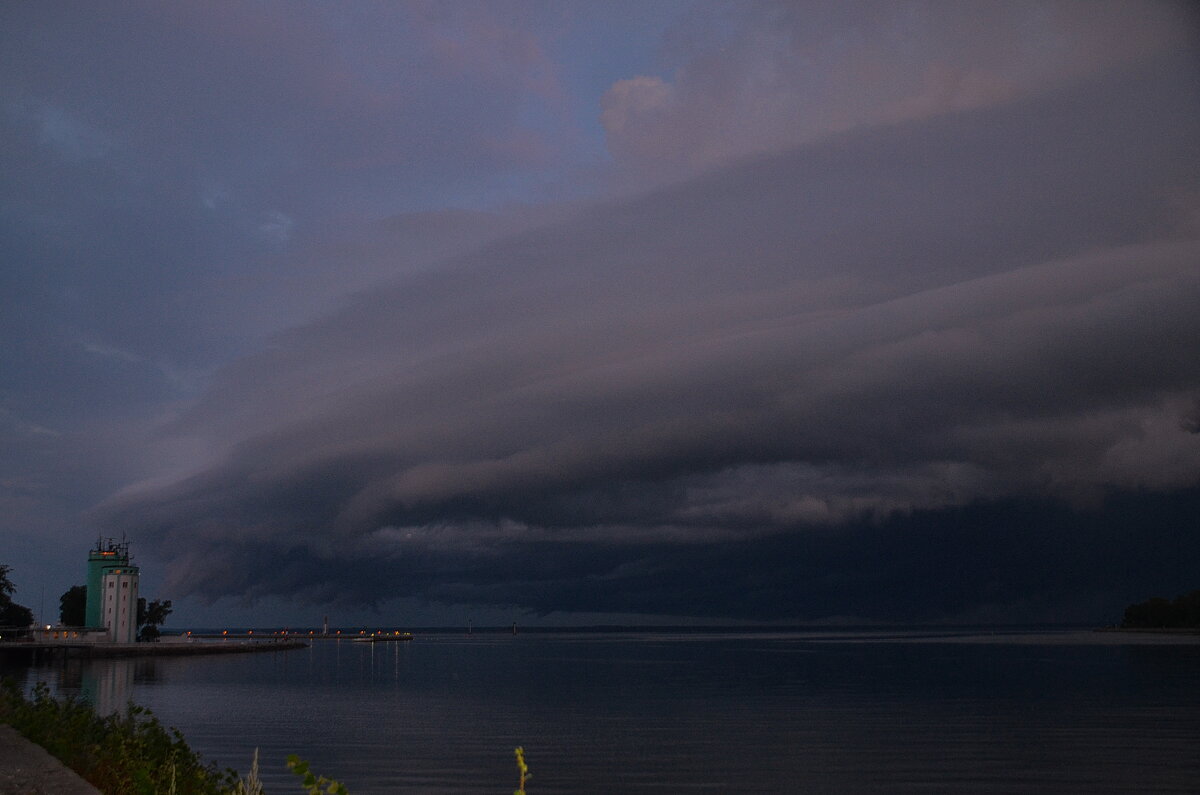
[7,630,1199,793]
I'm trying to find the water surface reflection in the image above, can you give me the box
[6,630,1199,793]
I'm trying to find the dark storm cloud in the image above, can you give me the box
[96,51,1200,621]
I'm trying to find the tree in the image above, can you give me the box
[1122,589,1200,628]
[59,585,87,626]
[0,564,35,629]
[136,598,172,642]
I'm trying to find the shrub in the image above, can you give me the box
[286,754,350,795]
[0,678,238,795]
[2,677,526,794]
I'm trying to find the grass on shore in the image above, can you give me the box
[2,677,530,794]
[0,678,241,794]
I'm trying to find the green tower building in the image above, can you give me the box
[85,538,135,629]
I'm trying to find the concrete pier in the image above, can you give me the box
[0,725,99,795]
[0,638,307,663]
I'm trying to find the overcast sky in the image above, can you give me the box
[3,1,1199,628]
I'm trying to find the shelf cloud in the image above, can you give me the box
[96,51,1200,621]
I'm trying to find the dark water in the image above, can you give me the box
[6,629,1200,793]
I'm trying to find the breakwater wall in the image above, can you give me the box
[0,639,307,663]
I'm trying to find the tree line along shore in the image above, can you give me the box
[1118,588,1200,630]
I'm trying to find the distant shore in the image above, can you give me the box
[1094,626,1200,635]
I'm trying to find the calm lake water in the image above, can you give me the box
[6,629,1200,793]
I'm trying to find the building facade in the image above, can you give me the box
[101,566,139,643]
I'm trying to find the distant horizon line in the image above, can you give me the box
[154,622,1105,634]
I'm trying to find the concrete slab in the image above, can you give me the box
[0,724,99,795]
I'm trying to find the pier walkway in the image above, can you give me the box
[0,725,99,795]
